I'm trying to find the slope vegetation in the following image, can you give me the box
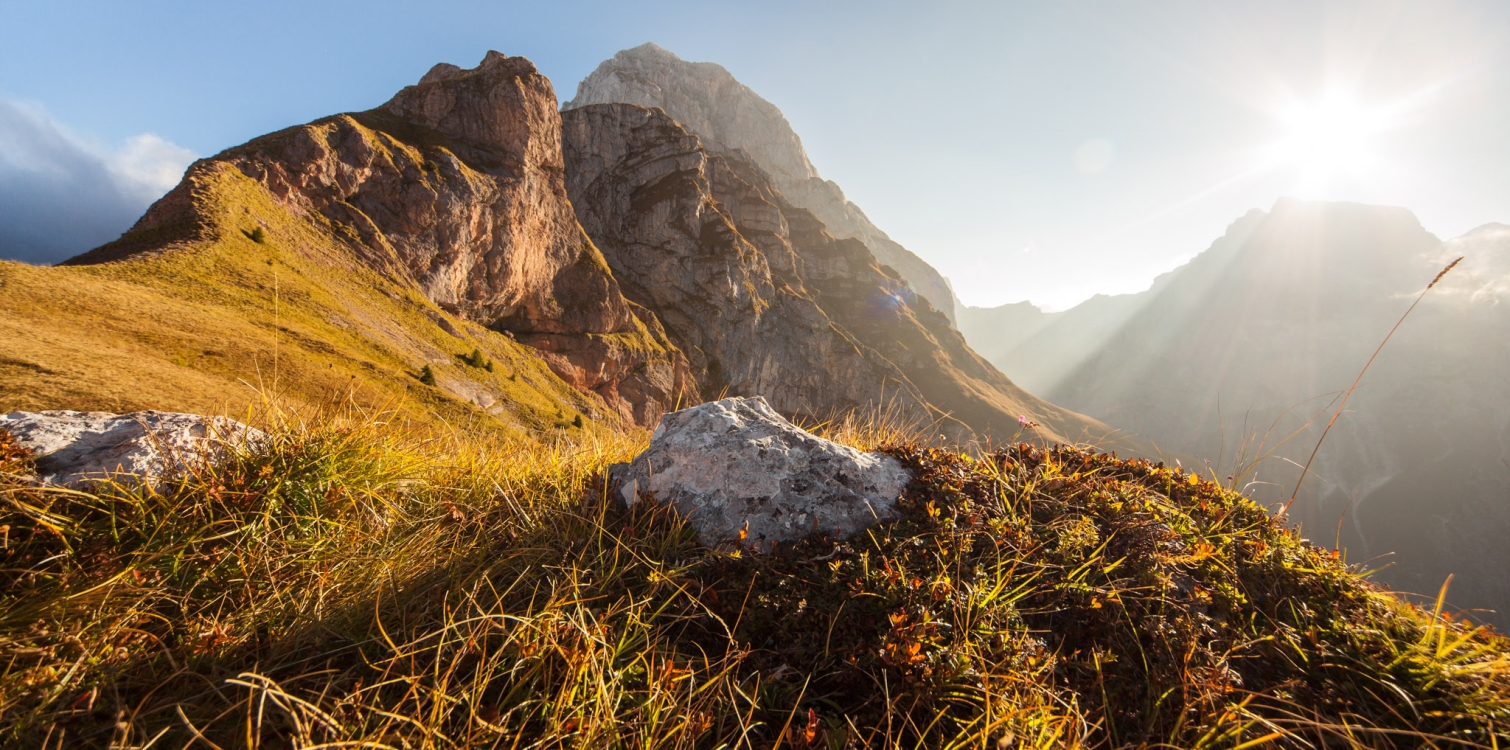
[3,411,1506,747]
[0,163,611,434]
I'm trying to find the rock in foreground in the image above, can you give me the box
[0,410,262,489]
[615,397,910,547]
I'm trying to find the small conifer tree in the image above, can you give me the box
[248,226,267,244]
[419,365,437,386]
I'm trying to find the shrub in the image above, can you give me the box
[418,364,437,386]
[246,226,267,244]
[460,347,493,371]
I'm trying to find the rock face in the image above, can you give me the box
[615,397,910,546]
[562,102,1111,443]
[68,52,695,427]
[0,410,262,489]
[565,43,957,323]
[53,47,1113,444]
[562,102,930,418]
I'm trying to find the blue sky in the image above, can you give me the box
[2,0,1506,308]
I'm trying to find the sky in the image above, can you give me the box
[1,1,1506,309]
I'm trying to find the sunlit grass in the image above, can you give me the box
[2,403,1507,748]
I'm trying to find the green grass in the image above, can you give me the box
[2,405,1505,748]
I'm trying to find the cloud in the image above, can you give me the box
[0,101,196,265]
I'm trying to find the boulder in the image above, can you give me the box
[0,410,264,490]
[614,396,911,547]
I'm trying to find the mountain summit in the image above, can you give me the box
[565,43,958,323]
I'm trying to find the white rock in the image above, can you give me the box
[0,410,264,489]
[614,396,911,547]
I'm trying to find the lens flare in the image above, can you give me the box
[1267,94,1392,193]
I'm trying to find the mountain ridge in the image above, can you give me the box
[7,49,1115,450]
[565,43,959,324]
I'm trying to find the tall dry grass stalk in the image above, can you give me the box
[1280,256,1463,516]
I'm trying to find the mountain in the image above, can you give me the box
[960,210,1267,396]
[559,102,1111,442]
[961,199,1510,626]
[4,50,1111,447]
[564,43,958,324]
[55,51,694,427]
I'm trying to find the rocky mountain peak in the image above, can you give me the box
[384,51,561,169]
[566,44,958,322]
[66,51,697,427]
[568,43,818,185]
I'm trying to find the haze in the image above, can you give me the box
[1,0,1506,309]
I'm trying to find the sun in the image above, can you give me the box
[1268,95,1391,190]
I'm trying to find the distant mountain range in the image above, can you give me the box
[961,200,1510,626]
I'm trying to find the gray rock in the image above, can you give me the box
[616,396,911,548]
[0,410,264,489]
[565,43,957,323]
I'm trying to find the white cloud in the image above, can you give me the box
[0,100,196,265]
[109,133,197,200]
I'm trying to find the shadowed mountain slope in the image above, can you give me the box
[964,199,1510,626]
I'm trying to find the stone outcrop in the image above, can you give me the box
[68,52,696,427]
[565,43,957,323]
[613,397,910,547]
[0,410,263,489]
[562,103,1111,443]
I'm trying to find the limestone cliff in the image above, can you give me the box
[564,43,958,323]
[562,103,1111,444]
[68,52,695,426]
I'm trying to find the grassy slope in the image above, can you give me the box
[2,409,1505,748]
[0,163,609,435]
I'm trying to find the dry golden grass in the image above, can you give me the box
[3,400,1506,748]
[0,164,613,437]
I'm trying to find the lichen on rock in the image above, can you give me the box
[0,410,263,490]
[613,396,911,547]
